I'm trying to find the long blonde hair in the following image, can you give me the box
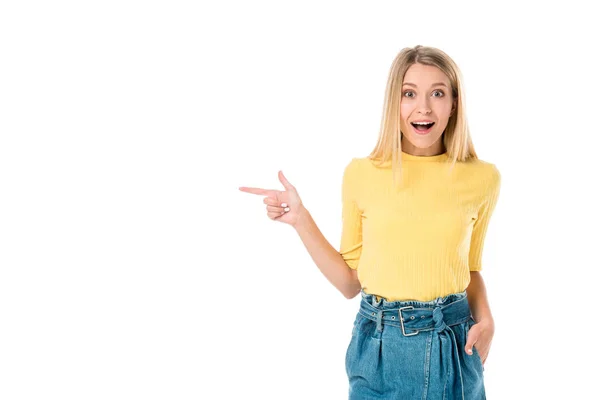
[368,45,478,188]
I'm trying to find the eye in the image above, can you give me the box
[402,90,445,98]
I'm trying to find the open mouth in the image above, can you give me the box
[411,122,435,134]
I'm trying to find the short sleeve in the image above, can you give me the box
[469,164,501,271]
[339,158,363,270]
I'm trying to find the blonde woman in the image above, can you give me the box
[239,45,499,400]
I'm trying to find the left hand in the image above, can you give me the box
[464,318,494,365]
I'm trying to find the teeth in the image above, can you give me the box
[413,122,433,125]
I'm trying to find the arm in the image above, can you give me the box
[465,271,495,364]
[466,271,494,328]
[466,164,500,324]
[464,166,501,363]
[293,207,361,299]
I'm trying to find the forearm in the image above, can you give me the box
[293,207,360,299]
[466,271,494,326]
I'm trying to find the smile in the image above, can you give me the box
[411,122,435,135]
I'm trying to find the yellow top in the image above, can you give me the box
[339,151,501,301]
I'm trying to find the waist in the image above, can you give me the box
[358,289,472,336]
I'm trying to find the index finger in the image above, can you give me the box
[238,186,276,196]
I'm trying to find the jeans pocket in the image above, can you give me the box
[351,313,364,336]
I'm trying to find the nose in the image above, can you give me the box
[417,96,431,114]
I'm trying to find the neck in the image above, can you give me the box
[401,139,445,156]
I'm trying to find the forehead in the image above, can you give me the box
[402,64,450,86]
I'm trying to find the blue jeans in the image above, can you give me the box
[345,289,486,400]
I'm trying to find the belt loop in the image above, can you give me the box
[376,310,383,332]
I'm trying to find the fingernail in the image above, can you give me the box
[284,207,290,212]
[467,349,472,354]
[281,203,287,207]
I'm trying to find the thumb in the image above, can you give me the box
[465,332,478,355]
[278,170,295,191]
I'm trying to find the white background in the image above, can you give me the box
[1,1,598,399]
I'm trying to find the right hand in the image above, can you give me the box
[238,170,305,227]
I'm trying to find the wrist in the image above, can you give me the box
[292,206,310,229]
[477,317,495,332]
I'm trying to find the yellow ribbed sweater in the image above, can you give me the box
[339,150,501,302]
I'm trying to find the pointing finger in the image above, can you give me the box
[239,187,276,196]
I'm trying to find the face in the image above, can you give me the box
[399,63,456,155]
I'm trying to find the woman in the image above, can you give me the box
[239,45,499,400]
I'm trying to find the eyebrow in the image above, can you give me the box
[402,82,448,88]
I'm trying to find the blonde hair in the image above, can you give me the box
[368,45,479,188]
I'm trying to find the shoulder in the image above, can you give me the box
[341,157,362,186]
[343,157,370,175]
[465,158,500,183]
[345,156,370,166]
[464,158,501,198]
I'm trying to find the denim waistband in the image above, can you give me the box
[358,289,472,336]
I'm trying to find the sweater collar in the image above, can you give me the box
[401,150,449,162]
